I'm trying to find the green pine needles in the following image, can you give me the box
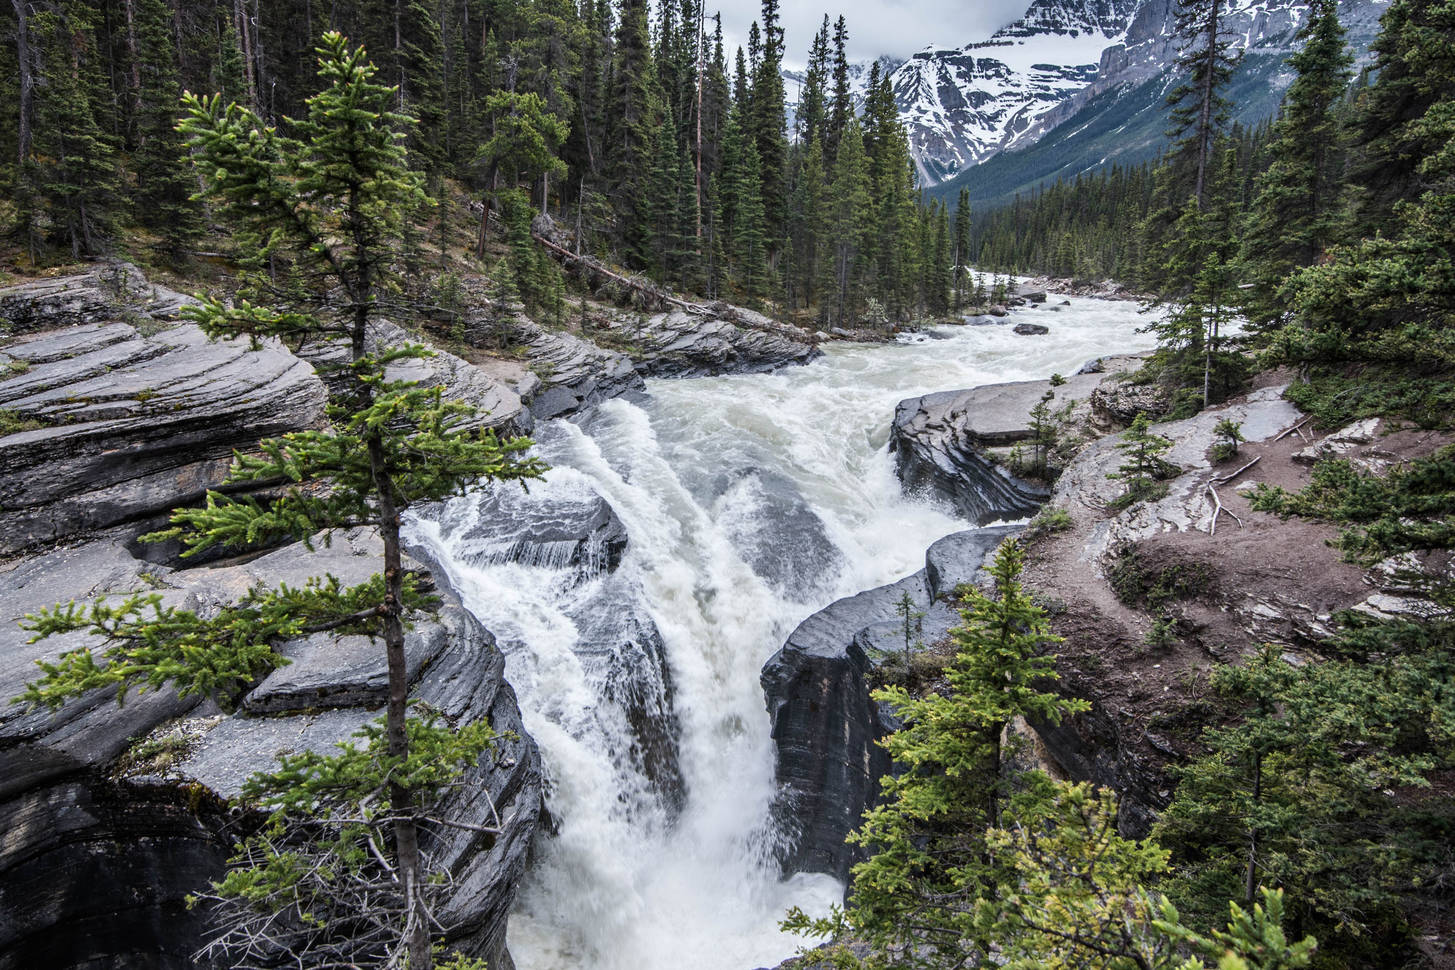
[784,540,1318,970]
[16,33,542,970]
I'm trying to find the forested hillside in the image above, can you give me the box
[0,0,978,329]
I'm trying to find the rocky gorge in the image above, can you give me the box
[4,262,1389,970]
[0,262,821,970]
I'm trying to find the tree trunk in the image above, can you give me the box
[1245,750,1262,908]
[374,453,433,970]
[121,0,142,130]
[234,0,256,109]
[13,0,33,166]
[1193,0,1221,207]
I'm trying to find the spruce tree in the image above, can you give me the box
[787,541,1087,969]
[1344,0,1455,235]
[30,3,120,258]
[749,0,787,248]
[129,0,203,260]
[825,15,852,165]
[824,118,872,326]
[1166,0,1237,208]
[953,187,971,310]
[1238,0,1353,329]
[19,36,543,969]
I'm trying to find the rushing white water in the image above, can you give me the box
[406,295,1157,970]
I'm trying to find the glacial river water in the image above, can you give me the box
[406,294,1157,970]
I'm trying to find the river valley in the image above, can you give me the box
[406,296,1160,970]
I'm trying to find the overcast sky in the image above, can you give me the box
[715,0,1033,67]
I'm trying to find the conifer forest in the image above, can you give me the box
[1,1,1454,970]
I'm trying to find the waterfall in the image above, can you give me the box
[405,296,1157,970]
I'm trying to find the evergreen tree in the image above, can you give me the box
[1166,0,1237,208]
[824,118,871,326]
[953,187,971,310]
[796,16,830,147]
[129,0,203,260]
[475,90,570,256]
[19,37,544,969]
[1238,0,1353,329]
[1269,0,1455,426]
[786,541,1088,969]
[748,0,787,247]
[825,15,851,165]
[1344,0,1455,235]
[29,3,120,258]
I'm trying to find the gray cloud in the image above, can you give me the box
[713,0,1032,66]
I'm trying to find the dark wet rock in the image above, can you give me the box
[627,307,820,378]
[0,532,541,970]
[433,482,629,579]
[760,525,1021,883]
[715,468,843,599]
[575,578,685,815]
[1013,322,1049,336]
[889,389,1050,523]
[495,317,644,420]
[0,318,327,557]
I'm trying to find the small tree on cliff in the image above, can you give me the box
[17,34,543,970]
[785,540,1089,968]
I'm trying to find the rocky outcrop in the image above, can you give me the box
[494,316,645,420]
[626,306,820,378]
[891,389,1050,523]
[0,532,542,970]
[296,318,533,435]
[0,262,194,335]
[0,318,328,557]
[1015,386,1364,835]
[0,267,542,969]
[761,525,1021,883]
[889,358,1151,525]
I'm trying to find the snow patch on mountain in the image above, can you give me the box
[888,0,1141,185]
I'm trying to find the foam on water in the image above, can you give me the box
[406,295,1156,970]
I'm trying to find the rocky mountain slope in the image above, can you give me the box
[880,0,1388,198]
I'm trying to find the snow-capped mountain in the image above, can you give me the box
[890,0,1141,185]
[892,0,1387,189]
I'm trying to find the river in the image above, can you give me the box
[405,295,1157,970]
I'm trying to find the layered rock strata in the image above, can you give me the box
[761,525,1022,882]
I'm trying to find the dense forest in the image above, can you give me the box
[0,0,973,328]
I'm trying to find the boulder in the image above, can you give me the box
[628,307,821,378]
[889,389,1051,523]
[1013,322,1050,336]
[760,525,1021,883]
